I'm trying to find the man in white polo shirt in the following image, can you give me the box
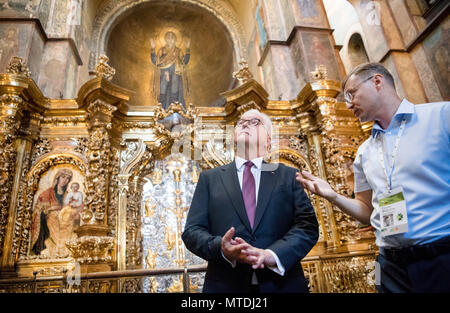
[297,62,450,293]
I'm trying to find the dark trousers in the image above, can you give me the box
[376,249,450,293]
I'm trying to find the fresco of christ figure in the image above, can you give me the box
[150,31,191,110]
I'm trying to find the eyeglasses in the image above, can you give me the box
[236,118,263,128]
[344,75,374,104]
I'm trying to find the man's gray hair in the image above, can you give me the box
[240,109,273,139]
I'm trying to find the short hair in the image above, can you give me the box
[240,109,273,139]
[342,62,395,91]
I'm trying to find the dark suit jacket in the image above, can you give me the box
[182,161,319,293]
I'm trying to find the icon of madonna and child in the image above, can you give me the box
[30,168,85,258]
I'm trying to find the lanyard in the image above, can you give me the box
[377,119,406,192]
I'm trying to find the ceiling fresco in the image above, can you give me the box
[106,1,235,108]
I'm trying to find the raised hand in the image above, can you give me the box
[150,38,156,49]
[296,170,337,201]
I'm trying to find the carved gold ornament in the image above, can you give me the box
[94,55,116,81]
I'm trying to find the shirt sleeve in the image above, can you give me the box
[221,250,236,268]
[266,249,285,276]
[353,147,371,193]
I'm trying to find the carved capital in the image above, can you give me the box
[296,111,319,133]
[86,99,117,130]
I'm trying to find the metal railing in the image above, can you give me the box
[0,251,378,293]
[0,264,207,293]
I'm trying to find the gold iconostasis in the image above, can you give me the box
[0,0,447,293]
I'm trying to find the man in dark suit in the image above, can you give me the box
[182,109,319,293]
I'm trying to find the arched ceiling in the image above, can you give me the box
[106,1,235,107]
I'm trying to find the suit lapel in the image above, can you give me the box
[253,163,279,233]
[219,161,252,233]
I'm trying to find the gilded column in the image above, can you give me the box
[1,112,42,275]
[295,106,340,250]
[0,94,24,271]
[293,68,345,252]
[66,55,131,273]
[294,66,372,252]
[0,57,44,275]
[84,99,117,225]
[117,140,146,272]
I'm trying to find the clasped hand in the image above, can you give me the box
[221,227,276,269]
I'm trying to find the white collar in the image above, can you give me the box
[235,156,263,171]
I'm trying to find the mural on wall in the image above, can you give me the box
[0,26,19,72]
[293,0,326,27]
[0,0,40,15]
[255,0,268,52]
[150,29,191,110]
[37,0,51,29]
[423,17,449,100]
[246,28,259,83]
[297,0,319,18]
[356,0,387,61]
[291,34,308,89]
[261,52,275,97]
[0,0,79,40]
[39,42,67,98]
[302,32,339,81]
[107,2,234,108]
[271,45,298,100]
[30,166,86,259]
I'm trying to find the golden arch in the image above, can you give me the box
[266,148,311,172]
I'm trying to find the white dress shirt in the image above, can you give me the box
[221,156,285,281]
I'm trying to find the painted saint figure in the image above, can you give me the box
[62,182,84,227]
[58,182,84,254]
[150,31,190,110]
[31,169,73,257]
[64,182,83,209]
[0,27,19,72]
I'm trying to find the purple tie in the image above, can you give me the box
[242,161,256,229]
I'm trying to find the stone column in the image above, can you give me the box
[256,0,344,99]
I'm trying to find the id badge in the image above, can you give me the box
[378,187,408,237]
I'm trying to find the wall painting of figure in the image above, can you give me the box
[30,165,86,259]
